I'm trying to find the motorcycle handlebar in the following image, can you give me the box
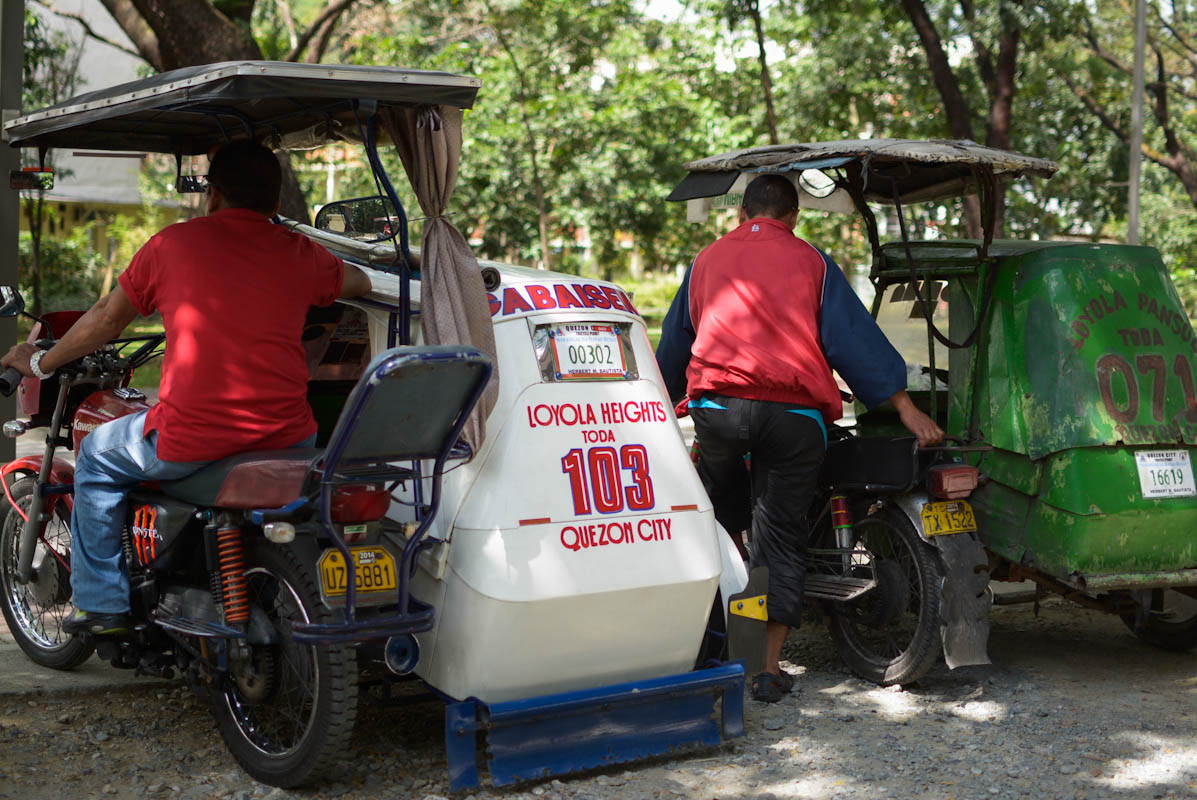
[0,367,22,397]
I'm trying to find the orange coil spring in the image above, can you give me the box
[216,527,250,624]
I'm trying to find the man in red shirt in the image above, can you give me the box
[657,175,942,701]
[1,142,371,635]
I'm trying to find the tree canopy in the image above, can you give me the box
[29,0,1197,313]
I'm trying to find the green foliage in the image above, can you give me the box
[1139,185,1197,317]
[18,228,103,313]
[23,9,80,111]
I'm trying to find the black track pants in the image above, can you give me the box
[691,394,826,629]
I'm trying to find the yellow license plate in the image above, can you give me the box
[318,546,397,596]
[920,500,977,536]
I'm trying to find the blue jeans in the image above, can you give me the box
[69,411,207,614]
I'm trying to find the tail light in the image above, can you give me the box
[330,484,391,523]
[928,464,979,499]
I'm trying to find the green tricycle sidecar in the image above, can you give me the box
[672,139,1197,653]
[871,237,1197,650]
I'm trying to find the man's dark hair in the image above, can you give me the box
[207,142,282,216]
[742,174,799,220]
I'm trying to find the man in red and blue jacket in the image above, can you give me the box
[656,174,942,702]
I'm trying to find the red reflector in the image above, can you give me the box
[519,517,551,526]
[670,504,698,512]
[928,465,979,499]
[330,484,391,523]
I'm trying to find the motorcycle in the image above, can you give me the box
[801,428,990,685]
[1,61,747,790]
[707,419,990,687]
[0,287,491,786]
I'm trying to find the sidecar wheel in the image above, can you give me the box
[0,476,94,669]
[211,541,357,788]
[822,504,943,686]
[1120,590,1197,651]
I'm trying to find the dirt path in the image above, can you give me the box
[0,597,1193,800]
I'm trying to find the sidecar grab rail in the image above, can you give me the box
[290,345,492,645]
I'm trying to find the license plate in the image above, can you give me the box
[920,500,977,536]
[317,546,397,596]
[549,323,627,379]
[1135,449,1196,499]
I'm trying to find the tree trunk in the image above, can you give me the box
[985,19,1019,236]
[101,1,314,222]
[24,195,44,316]
[900,0,985,238]
[747,0,778,144]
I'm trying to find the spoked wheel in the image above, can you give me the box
[823,503,943,686]
[211,541,357,788]
[0,476,94,669]
[1120,589,1197,651]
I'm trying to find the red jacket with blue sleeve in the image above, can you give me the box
[655,217,905,423]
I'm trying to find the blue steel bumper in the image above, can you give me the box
[445,662,745,790]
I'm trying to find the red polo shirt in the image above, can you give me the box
[119,208,344,462]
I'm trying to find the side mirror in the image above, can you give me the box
[175,175,208,193]
[315,196,400,243]
[0,286,25,317]
[10,169,54,191]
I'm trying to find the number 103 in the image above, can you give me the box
[561,445,655,515]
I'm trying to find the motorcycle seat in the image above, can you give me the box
[160,448,322,508]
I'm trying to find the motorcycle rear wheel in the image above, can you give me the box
[210,540,357,788]
[822,503,943,686]
[0,475,94,669]
[1120,589,1197,651]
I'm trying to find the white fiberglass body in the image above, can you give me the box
[348,263,746,703]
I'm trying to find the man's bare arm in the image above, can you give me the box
[889,389,945,447]
[1,287,140,377]
[340,263,372,299]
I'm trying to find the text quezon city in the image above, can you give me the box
[524,398,678,553]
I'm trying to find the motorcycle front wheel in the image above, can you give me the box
[211,540,357,788]
[0,475,94,669]
[822,503,943,686]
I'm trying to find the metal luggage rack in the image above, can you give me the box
[290,345,492,645]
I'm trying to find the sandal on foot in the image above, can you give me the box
[751,671,792,703]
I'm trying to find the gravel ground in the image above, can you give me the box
[1,596,1194,800]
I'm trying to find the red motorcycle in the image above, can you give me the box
[0,288,490,787]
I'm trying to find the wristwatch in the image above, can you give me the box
[28,349,54,380]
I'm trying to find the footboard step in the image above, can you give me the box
[153,613,245,639]
[445,662,745,791]
[804,574,876,602]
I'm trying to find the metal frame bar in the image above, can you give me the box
[291,347,492,644]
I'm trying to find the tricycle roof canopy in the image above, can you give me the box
[668,139,1058,215]
[4,61,482,154]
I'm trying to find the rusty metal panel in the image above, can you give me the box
[1008,245,1197,458]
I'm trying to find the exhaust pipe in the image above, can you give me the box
[384,634,420,675]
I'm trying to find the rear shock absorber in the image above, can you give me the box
[830,494,854,571]
[215,525,250,625]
